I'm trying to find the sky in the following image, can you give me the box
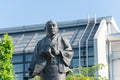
[0,0,120,28]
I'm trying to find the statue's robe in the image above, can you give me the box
[29,34,73,80]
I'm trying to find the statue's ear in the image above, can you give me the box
[44,26,48,33]
[56,28,59,32]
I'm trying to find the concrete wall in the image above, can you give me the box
[111,41,120,80]
[94,19,109,78]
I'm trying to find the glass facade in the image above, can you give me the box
[12,54,24,80]
[0,20,100,80]
[12,48,95,80]
[12,53,33,80]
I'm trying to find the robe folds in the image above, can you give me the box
[28,34,74,79]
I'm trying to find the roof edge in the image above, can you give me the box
[0,16,113,34]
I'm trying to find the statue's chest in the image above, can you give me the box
[41,37,64,50]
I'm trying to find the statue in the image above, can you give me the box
[28,20,74,80]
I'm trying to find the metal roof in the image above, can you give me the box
[0,16,113,54]
[0,16,112,34]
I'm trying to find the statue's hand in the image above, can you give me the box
[51,46,60,55]
[41,48,55,58]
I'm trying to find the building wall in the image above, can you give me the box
[0,17,119,80]
[111,41,120,80]
[94,19,109,78]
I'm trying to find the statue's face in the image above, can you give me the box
[45,21,58,36]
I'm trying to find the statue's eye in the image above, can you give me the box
[52,24,55,26]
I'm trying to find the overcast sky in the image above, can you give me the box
[0,0,120,28]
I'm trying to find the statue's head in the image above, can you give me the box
[45,20,58,37]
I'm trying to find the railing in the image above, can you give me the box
[78,20,96,74]
[85,22,96,76]
[70,29,79,44]
[78,22,90,73]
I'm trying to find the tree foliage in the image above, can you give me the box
[32,64,108,80]
[33,76,41,80]
[66,64,108,80]
[0,34,14,80]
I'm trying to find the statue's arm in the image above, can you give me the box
[60,37,74,66]
[28,42,40,77]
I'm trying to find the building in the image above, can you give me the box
[0,16,120,80]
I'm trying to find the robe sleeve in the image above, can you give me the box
[60,37,74,66]
[28,41,46,77]
[28,43,38,77]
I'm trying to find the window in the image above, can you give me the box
[13,64,23,72]
[25,54,32,62]
[71,58,79,67]
[81,47,86,56]
[25,63,30,72]
[73,49,79,57]
[12,55,23,63]
[88,57,94,66]
[15,73,23,80]
[81,57,86,66]
[88,47,94,56]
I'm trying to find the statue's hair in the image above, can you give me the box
[44,20,58,31]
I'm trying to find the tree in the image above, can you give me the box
[33,76,41,80]
[66,64,108,80]
[0,34,15,80]
[32,64,108,80]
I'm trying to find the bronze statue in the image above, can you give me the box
[28,20,74,80]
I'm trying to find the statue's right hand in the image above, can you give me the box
[41,48,54,58]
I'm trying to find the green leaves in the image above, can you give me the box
[32,64,108,80]
[0,34,14,80]
[33,76,41,80]
[66,64,108,80]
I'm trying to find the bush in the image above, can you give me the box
[0,34,14,80]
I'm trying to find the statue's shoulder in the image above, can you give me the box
[58,35,70,47]
[59,35,69,42]
[36,36,46,45]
